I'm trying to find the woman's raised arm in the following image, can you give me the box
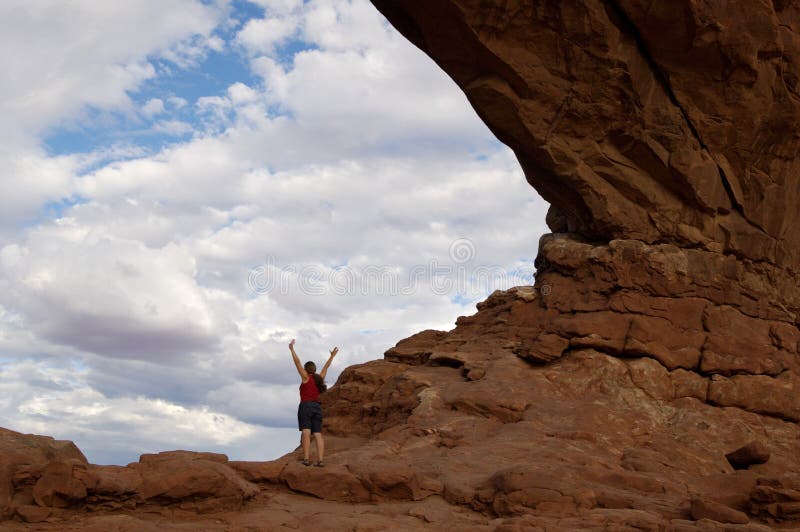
[289,339,308,381]
[320,347,338,379]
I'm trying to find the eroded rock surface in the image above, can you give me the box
[372,0,800,272]
[3,0,800,530]
[0,436,259,525]
[2,283,798,529]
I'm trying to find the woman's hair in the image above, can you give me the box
[304,361,327,393]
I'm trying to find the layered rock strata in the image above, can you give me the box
[3,271,799,529]
[2,0,800,529]
[371,0,800,271]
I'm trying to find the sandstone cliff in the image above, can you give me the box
[2,0,800,530]
[374,0,800,270]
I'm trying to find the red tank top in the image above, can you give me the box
[300,376,320,402]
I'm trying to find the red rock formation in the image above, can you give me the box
[3,1,800,529]
[2,284,799,529]
[0,430,259,525]
[0,427,87,522]
[372,0,800,271]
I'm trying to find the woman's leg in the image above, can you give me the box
[301,429,311,461]
[313,432,324,462]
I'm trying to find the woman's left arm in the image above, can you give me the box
[320,347,338,379]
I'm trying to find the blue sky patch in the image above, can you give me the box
[42,1,272,160]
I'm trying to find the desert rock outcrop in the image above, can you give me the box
[372,0,800,272]
[2,0,800,530]
[3,283,799,529]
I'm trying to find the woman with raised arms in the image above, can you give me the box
[289,339,337,467]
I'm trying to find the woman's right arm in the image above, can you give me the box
[289,339,308,382]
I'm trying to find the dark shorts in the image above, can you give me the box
[298,401,322,433]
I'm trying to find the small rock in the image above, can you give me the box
[32,459,90,507]
[725,441,770,469]
[15,505,50,523]
[228,460,286,483]
[690,496,749,524]
[466,368,486,381]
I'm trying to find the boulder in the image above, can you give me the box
[725,442,771,470]
[690,497,749,524]
[0,427,88,518]
[748,477,800,522]
[14,504,50,523]
[135,451,259,510]
[32,459,92,507]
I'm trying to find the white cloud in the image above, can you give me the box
[0,0,224,139]
[247,0,303,15]
[207,35,226,52]
[0,0,549,465]
[142,98,166,117]
[0,225,227,363]
[0,148,80,229]
[207,382,298,425]
[237,15,299,55]
[228,82,262,108]
[152,120,193,135]
[159,34,229,69]
[302,0,390,52]
[168,96,189,109]
[0,0,228,236]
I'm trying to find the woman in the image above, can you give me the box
[289,338,337,467]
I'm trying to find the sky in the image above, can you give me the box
[0,0,549,465]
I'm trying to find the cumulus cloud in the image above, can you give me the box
[236,15,299,54]
[167,96,189,110]
[247,0,304,15]
[0,0,227,236]
[152,120,194,136]
[0,225,226,363]
[142,98,166,117]
[301,0,391,52]
[0,0,224,138]
[0,0,549,464]
[0,148,80,229]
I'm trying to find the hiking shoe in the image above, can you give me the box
[302,459,312,466]
[314,461,325,467]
